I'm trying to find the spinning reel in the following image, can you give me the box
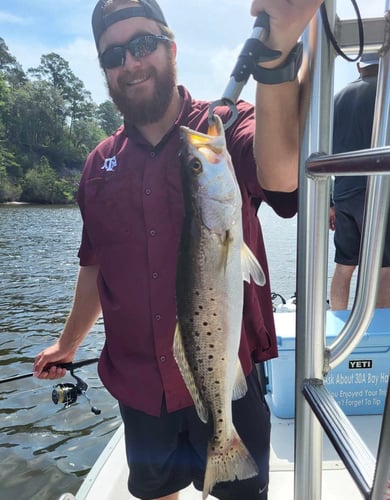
[0,357,101,415]
[51,359,101,415]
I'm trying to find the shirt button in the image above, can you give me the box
[150,229,157,237]
[155,314,161,321]
[160,356,166,363]
[145,188,152,195]
[152,272,159,279]
[150,151,156,158]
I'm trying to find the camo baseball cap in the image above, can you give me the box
[92,0,168,47]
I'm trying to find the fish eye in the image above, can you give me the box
[190,158,203,174]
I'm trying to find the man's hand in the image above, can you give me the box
[250,0,323,60]
[33,342,75,380]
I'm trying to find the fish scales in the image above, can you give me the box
[175,114,265,499]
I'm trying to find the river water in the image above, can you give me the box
[0,203,337,500]
[0,205,121,500]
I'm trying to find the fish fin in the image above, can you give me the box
[241,243,266,286]
[173,323,209,423]
[232,361,248,401]
[202,426,258,499]
[221,230,233,274]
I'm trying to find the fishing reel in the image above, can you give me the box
[52,368,101,415]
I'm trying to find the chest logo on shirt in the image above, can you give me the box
[101,156,118,172]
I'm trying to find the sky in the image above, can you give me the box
[0,0,386,105]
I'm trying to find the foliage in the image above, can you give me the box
[21,156,80,204]
[0,38,27,88]
[0,146,23,201]
[0,38,122,204]
[97,100,122,136]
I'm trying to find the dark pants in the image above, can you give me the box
[119,366,271,499]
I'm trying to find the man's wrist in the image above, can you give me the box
[253,42,303,85]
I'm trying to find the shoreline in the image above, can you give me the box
[1,202,77,206]
[1,201,30,205]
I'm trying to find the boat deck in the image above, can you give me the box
[62,407,382,500]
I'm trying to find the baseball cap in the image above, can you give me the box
[92,0,168,47]
[359,52,380,67]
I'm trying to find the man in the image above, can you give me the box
[33,1,322,499]
[330,53,390,310]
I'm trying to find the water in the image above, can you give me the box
[259,203,341,305]
[0,205,121,500]
[0,203,339,500]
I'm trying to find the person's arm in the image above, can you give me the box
[251,0,322,191]
[33,264,101,379]
[329,206,336,231]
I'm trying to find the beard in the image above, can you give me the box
[108,52,177,127]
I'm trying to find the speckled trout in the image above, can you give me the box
[174,114,266,499]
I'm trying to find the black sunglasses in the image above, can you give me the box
[99,34,171,69]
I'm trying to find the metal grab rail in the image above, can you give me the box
[306,151,390,373]
[294,1,390,499]
[302,380,376,498]
[327,34,390,369]
[370,381,390,499]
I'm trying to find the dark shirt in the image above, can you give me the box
[77,86,297,416]
[332,74,377,201]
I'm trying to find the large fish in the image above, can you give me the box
[174,114,266,499]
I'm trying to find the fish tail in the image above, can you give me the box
[202,429,258,499]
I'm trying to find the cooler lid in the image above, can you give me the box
[274,308,390,350]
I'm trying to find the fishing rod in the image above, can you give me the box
[0,357,100,384]
[1,357,101,415]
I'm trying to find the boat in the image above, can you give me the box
[57,413,383,500]
[58,310,388,500]
[59,4,390,499]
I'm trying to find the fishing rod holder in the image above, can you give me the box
[52,369,101,415]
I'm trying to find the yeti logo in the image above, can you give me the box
[101,156,118,172]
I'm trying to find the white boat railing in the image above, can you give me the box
[294,1,390,499]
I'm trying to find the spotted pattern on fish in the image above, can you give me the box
[175,114,264,498]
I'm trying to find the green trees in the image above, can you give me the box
[0,38,122,204]
[22,156,78,204]
[97,100,123,136]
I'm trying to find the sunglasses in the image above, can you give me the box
[99,34,171,69]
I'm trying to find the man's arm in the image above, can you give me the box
[254,79,301,191]
[33,264,101,380]
[251,0,322,191]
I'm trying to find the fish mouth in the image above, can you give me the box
[179,127,225,156]
[207,113,225,137]
[180,115,224,140]
[179,114,226,155]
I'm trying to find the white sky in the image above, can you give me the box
[0,1,386,104]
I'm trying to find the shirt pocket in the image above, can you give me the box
[83,175,133,247]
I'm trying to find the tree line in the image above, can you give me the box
[0,37,122,204]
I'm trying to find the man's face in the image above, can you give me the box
[98,16,177,126]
